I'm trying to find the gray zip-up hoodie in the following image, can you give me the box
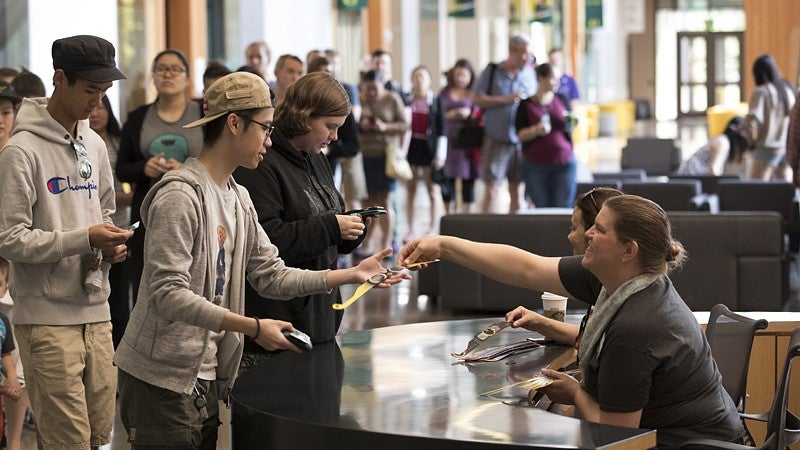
[113,158,329,396]
[0,98,115,325]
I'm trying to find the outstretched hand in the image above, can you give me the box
[505,306,542,331]
[396,236,443,270]
[352,248,411,287]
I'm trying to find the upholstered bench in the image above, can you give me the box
[420,212,786,312]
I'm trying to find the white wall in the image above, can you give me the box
[589,0,628,103]
[225,0,334,76]
[26,0,121,112]
[263,0,333,69]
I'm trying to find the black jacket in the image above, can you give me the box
[233,129,364,351]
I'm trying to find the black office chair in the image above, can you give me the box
[680,326,800,450]
[621,179,705,211]
[592,168,646,183]
[620,137,682,176]
[705,304,768,444]
[716,180,796,221]
[716,179,799,251]
[668,174,742,195]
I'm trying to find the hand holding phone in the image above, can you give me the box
[283,329,313,352]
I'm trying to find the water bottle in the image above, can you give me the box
[540,112,551,134]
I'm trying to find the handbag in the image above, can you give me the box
[452,112,485,148]
[450,62,497,149]
[385,146,413,181]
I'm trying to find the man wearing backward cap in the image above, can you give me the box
[0,35,130,449]
[113,72,408,448]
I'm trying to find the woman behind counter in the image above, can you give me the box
[507,187,622,345]
[398,195,744,448]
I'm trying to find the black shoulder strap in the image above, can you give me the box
[486,63,498,96]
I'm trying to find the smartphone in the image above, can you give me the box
[345,206,387,219]
[283,329,313,352]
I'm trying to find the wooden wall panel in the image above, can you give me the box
[166,0,207,97]
[366,0,390,54]
[743,0,800,97]
[744,335,776,445]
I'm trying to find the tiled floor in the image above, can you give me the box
[20,118,770,449]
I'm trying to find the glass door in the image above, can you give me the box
[677,31,743,117]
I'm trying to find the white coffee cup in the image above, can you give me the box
[541,292,567,322]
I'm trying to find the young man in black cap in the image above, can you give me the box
[0,35,130,449]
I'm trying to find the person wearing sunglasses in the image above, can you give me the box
[116,48,204,306]
[0,35,131,449]
[398,194,744,448]
[113,72,408,449]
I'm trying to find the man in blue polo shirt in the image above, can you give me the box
[473,33,537,213]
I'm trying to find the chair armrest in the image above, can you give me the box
[704,193,720,213]
[678,438,756,449]
[787,411,800,429]
[740,411,769,422]
[691,193,711,211]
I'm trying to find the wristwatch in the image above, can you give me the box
[451,321,511,358]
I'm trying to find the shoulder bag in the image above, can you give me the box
[385,145,413,181]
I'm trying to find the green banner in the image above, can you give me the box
[534,0,554,23]
[337,0,366,11]
[448,0,475,18]
[510,0,554,25]
[586,0,602,29]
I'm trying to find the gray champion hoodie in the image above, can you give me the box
[0,98,116,326]
[113,157,329,396]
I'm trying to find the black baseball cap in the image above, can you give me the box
[52,35,126,83]
[0,81,20,106]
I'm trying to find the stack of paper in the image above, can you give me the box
[456,339,541,362]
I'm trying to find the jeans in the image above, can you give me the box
[521,157,578,208]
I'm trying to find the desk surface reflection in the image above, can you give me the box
[230,318,656,449]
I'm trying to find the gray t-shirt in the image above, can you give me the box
[198,179,237,381]
[558,256,744,448]
[139,102,203,163]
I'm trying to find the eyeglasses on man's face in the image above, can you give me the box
[242,117,275,138]
[153,65,187,76]
[71,140,93,180]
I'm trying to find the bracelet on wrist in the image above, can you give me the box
[252,316,261,340]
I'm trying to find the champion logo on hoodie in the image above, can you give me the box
[46,176,99,199]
